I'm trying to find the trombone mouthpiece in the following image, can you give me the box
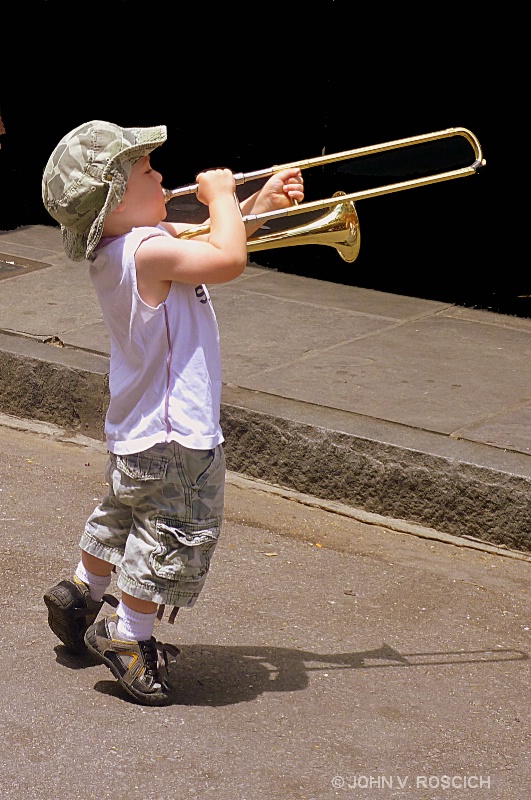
[163,182,200,203]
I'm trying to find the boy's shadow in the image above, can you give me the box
[55,642,528,707]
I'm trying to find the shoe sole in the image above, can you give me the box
[84,627,172,707]
[43,585,88,654]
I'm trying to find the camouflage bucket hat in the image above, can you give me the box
[42,120,167,261]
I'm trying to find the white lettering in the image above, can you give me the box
[336,772,491,791]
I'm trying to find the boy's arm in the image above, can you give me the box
[239,167,305,238]
[136,169,247,298]
[164,167,305,241]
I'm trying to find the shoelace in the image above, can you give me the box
[139,638,180,678]
[156,604,180,624]
[102,593,119,609]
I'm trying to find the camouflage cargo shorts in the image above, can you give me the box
[80,442,226,608]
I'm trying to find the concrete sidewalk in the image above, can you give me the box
[1,224,530,551]
[3,421,530,800]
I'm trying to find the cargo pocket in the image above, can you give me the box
[115,453,168,481]
[110,453,169,506]
[149,515,220,584]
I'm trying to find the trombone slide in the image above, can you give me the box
[163,127,485,203]
[163,127,485,261]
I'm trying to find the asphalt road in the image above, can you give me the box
[0,417,529,800]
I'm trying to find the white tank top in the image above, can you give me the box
[89,225,224,454]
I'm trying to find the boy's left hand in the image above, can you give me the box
[259,167,304,211]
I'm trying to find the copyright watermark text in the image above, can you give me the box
[331,774,491,790]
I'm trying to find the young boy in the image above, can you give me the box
[41,120,304,706]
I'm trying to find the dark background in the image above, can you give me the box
[1,3,516,315]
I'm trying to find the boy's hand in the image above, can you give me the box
[196,168,237,206]
[258,167,305,212]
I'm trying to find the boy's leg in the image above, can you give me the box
[115,442,226,611]
[43,455,129,653]
[84,442,225,705]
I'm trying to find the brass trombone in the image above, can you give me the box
[163,127,485,263]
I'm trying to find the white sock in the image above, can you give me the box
[116,601,157,642]
[74,561,112,602]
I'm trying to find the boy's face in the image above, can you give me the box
[120,155,167,225]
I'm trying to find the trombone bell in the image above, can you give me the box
[247,193,360,263]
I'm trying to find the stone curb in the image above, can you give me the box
[1,331,529,552]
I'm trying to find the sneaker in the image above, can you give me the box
[84,615,179,706]
[43,577,118,654]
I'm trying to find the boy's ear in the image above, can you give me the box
[110,200,127,215]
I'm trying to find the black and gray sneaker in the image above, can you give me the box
[43,577,118,654]
[84,614,179,706]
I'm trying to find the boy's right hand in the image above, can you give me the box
[196,168,236,206]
